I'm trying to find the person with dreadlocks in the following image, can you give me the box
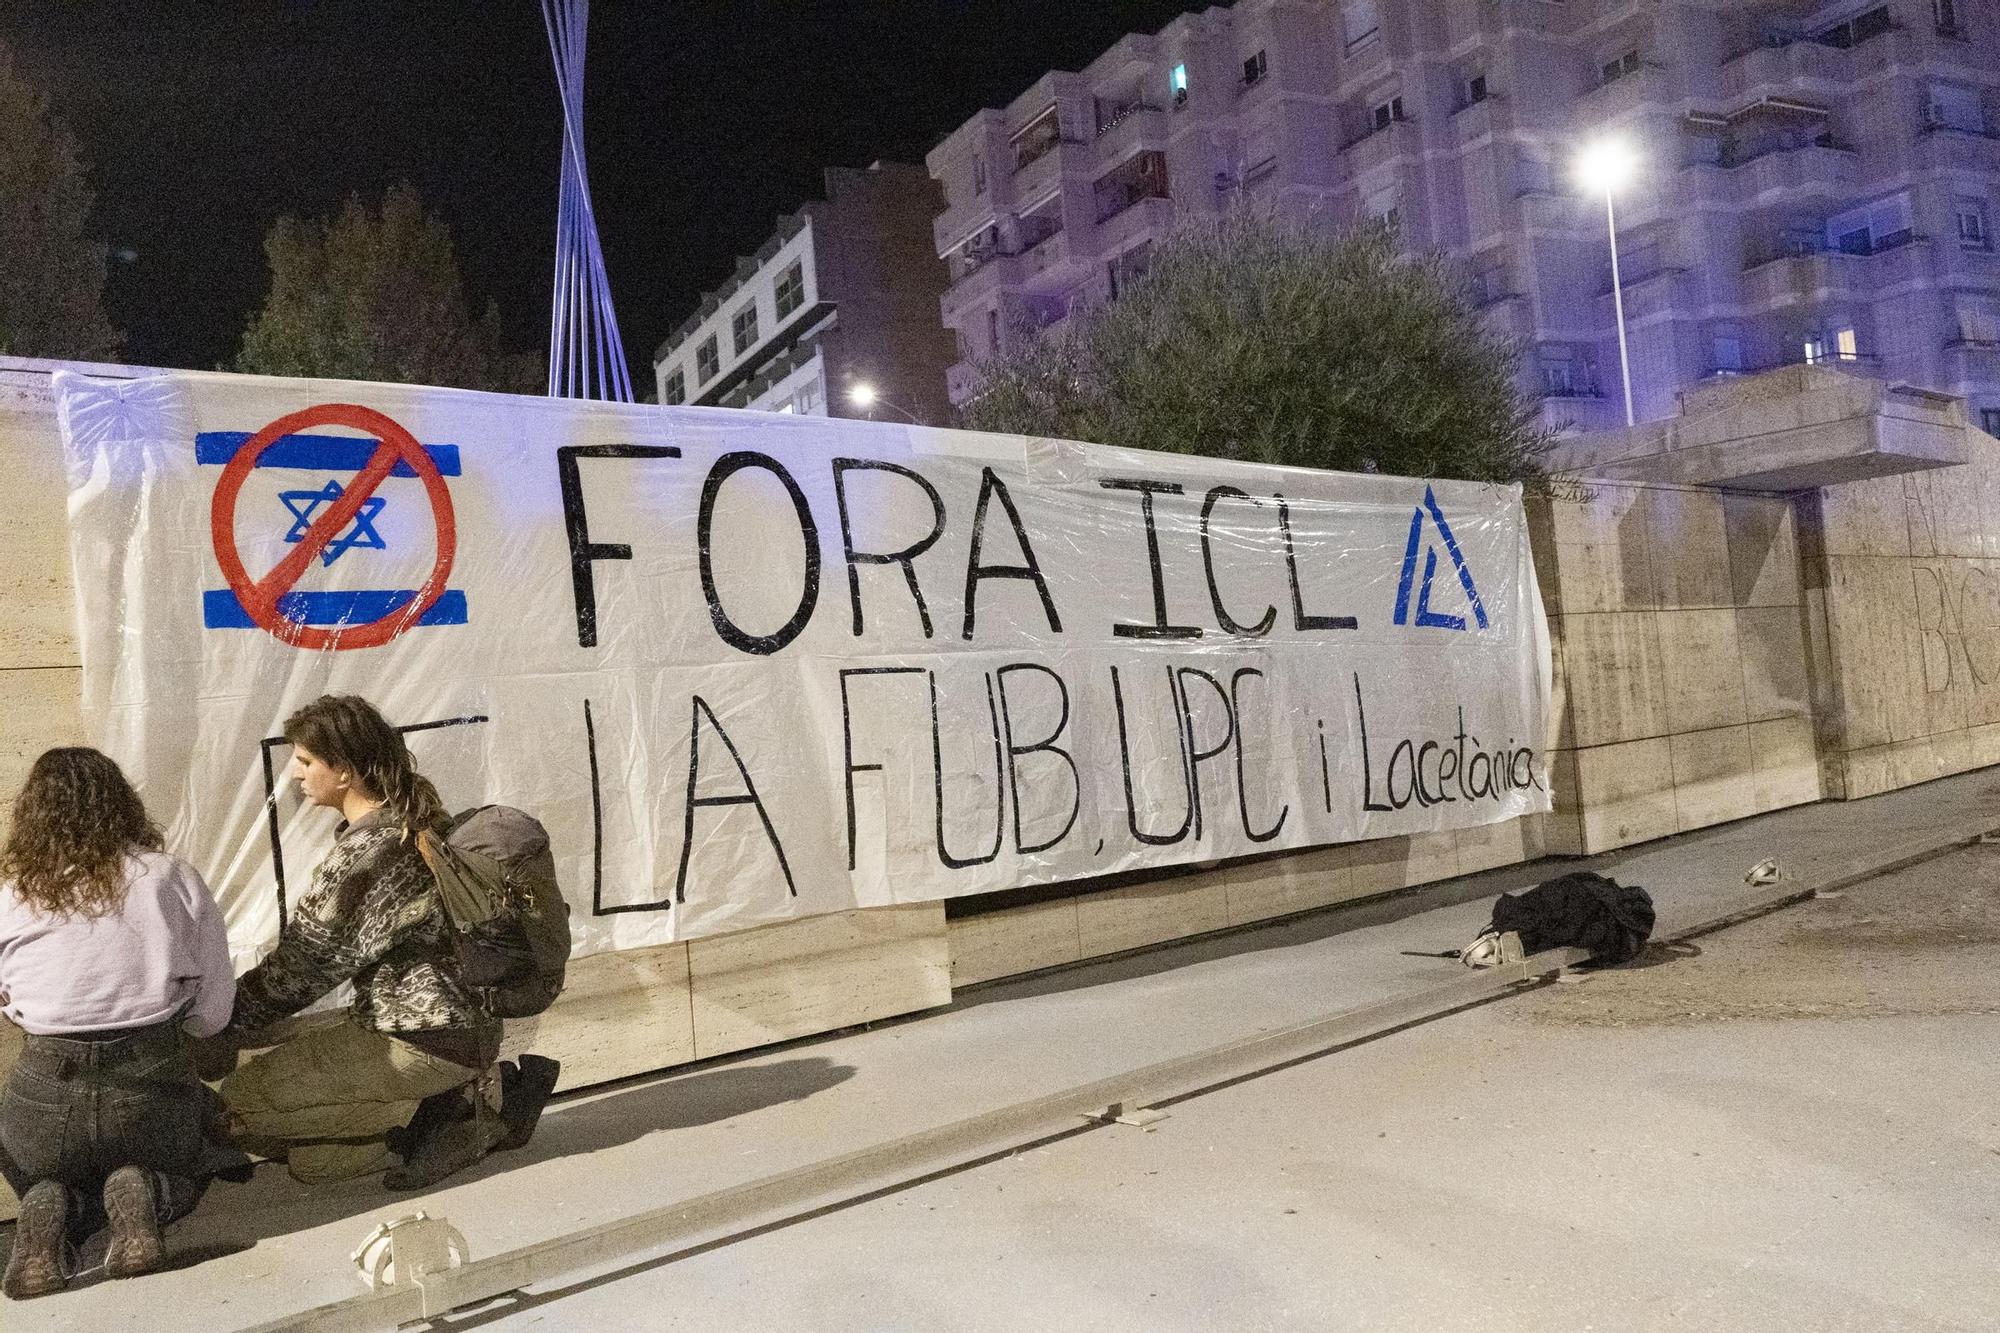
[0,748,235,1299]
[217,695,545,1188]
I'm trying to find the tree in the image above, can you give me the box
[237,183,540,393]
[0,41,121,361]
[960,212,1553,485]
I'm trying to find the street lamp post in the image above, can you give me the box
[846,382,919,424]
[1575,138,1639,428]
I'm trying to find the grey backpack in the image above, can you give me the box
[417,806,572,1018]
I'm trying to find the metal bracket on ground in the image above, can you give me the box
[1086,1100,1170,1128]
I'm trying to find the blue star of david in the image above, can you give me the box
[278,479,389,567]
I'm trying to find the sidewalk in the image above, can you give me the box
[8,768,1998,1330]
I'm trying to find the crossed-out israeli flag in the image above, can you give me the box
[197,431,470,631]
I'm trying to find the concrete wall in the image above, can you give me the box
[1530,480,1822,855]
[1809,432,2000,797]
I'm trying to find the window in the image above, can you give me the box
[1981,408,2000,436]
[1825,192,1913,254]
[1711,330,1746,373]
[1957,300,2000,344]
[663,367,686,405]
[1343,0,1380,50]
[1816,5,1892,48]
[1465,73,1488,106]
[796,379,823,415]
[774,261,805,318]
[1371,95,1405,132]
[1600,50,1641,84]
[1243,50,1267,86]
[1936,0,1961,34]
[973,156,988,195]
[696,335,719,384]
[1804,327,1859,365]
[731,303,759,354]
[1958,195,1991,248]
[1928,83,1985,133]
[1169,62,1190,106]
[1539,344,1588,397]
[774,401,795,414]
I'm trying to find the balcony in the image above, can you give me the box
[941,249,1027,318]
[1093,104,1167,169]
[1341,118,1419,175]
[1736,235,1933,310]
[1598,266,1692,323]
[1451,94,1513,143]
[1010,139,1088,211]
[1573,62,1673,126]
[1917,122,2000,175]
[1943,339,2000,386]
[1719,40,1854,100]
[1095,194,1174,254]
[1692,141,1859,204]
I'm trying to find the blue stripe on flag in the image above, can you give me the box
[202,589,469,629]
[194,432,461,477]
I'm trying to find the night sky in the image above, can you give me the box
[5,1,1193,383]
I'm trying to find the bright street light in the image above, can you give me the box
[846,381,918,423]
[1575,136,1640,428]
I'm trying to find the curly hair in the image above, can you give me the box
[284,695,447,838]
[0,748,163,919]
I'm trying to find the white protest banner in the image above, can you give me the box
[54,370,1551,965]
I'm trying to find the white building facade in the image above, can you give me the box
[654,163,956,424]
[925,0,2000,434]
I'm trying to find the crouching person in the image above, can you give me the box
[0,749,236,1299]
[218,696,502,1188]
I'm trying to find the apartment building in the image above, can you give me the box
[925,0,2000,434]
[654,162,956,424]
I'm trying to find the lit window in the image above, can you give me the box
[1343,0,1380,49]
[774,261,806,318]
[1169,62,1189,104]
[1243,50,1267,85]
[1836,327,1859,360]
[696,336,719,383]
[663,368,686,405]
[731,303,759,355]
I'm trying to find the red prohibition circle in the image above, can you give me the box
[209,402,458,652]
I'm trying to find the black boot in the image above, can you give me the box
[496,1054,561,1151]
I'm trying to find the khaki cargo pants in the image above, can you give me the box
[220,1020,480,1184]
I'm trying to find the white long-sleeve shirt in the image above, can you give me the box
[0,849,235,1038]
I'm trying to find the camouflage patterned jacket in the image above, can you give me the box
[229,809,486,1039]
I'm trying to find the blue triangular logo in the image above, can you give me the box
[1393,486,1489,631]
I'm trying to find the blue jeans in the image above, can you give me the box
[0,1020,215,1242]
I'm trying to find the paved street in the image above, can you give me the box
[470,845,2000,1332]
